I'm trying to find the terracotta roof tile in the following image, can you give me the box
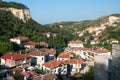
[89,47,110,54]
[69,58,83,64]
[1,52,31,60]
[28,50,48,56]
[57,52,73,58]
[14,36,29,41]
[43,59,61,69]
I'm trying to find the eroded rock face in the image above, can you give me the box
[0,8,31,22]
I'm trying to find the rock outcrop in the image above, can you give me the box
[0,8,31,22]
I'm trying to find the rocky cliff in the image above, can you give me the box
[0,8,31,22]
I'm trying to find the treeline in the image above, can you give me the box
[0,1,28,9]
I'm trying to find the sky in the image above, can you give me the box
[3,0,120,24]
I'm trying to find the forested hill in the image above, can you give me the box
[0,1,76,55]
[0,1,28,9]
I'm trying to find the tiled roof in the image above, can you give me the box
[43,59,61,69]
[48,49,56,55]
[57,52,73,58]
[13,36,29,41]
[28,50,48,56]
[89,47,110,53]
[70,40,83,44]
[1,52,31,60]
[69,58,83,64]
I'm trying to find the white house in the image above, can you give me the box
[90,40,100,45]
[57,52,73,61]
[0,52,31,68]
[28,50,49,67]
[88,47,111,56]
[23,41,37,49]
[69,58,83,74]
[68,40,84,48]
[42,59,68,75]
[107,39,119,44]
[10,36,29,44]
[47,49,56,60]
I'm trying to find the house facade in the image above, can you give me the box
[69,58,83,74]
[57,52,73,61]
[0,52,31,68]
[28,50,49,67]
[68,40,84,48]
[42,59,68,75]
[10,36,29,44]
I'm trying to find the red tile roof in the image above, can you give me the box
[28,50,48,56]
[1,52,31,60]
[14,36,29,41]
[69,58,83,64]
[57,52,73,58]
[89,47,110,54]
[43,59,61,69]
[48,49,56,55]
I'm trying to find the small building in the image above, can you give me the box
[106,38,119,44]
[69,58,83,74]
[23,41,37,49]
[42,59,68,75]
[47,48,56,60]
[90,40,100,45]
[10,36,29,44]
[57,52,73,61]
[88,47,111,56]
[28,50,49,67]
[68,40,84,48]
[0,52,31,68]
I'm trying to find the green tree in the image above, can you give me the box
[83,66,94,80]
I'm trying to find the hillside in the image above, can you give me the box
[0,1,76,55]
[48,14,120,40]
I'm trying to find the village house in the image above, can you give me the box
[65,47,89,60]
[33,73,57,80]
[10,36,29,44]
[69,58,83,74]
[23,41,37,49]
[57,52,73,61]
[90,40,100,45]
[84,36,90,42]
[106,38,119,44]
[0,52,31,68]
[87,47,111,56]
[28,50,49,67]
[68,40,84,48]
[93,35,99,41]
[42,59,68,75]
[47,48,56,60]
